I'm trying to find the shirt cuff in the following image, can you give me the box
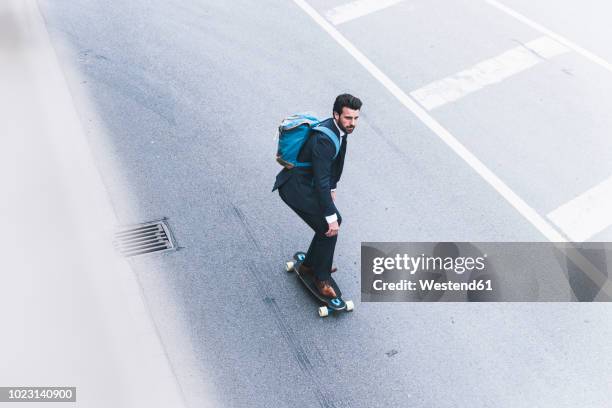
[325,213,338,224]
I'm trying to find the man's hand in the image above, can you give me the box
[331,190,337,202]
[325,221,339,237]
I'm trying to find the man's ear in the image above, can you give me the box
[333,112,339,121]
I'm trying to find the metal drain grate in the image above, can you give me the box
[114,219,176,257]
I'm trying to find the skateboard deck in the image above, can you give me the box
[285,251,354,317]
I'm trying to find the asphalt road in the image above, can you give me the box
[38,1,612,407]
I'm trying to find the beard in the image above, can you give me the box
[339,122,355,134]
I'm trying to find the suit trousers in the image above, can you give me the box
[279,191,342,281]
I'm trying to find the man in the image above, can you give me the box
[273,94,362,297]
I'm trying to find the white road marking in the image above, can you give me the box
[410,36,569,110]
[293,0,565,242]
[292,0,612,298]
[325,0,404,25]
[548,175,612,242]
[486,0,612,75]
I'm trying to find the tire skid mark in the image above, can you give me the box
[245,265,339,408]
[232,204,263,253]
[232,202,342,408]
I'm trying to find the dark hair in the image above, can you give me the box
[333,93,362,115]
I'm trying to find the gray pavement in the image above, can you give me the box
[1,1,186,406]
[36,0,612,407]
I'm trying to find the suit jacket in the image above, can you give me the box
[272,117,347,216]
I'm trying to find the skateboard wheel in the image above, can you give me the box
[318,306,329,317]
[345,300,354,312]
[285,261,294,272]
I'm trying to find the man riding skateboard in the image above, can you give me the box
[273,94,362,298]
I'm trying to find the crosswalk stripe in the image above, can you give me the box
[548,175,612,242]
[326,0,404,25]
[410,36,569,110]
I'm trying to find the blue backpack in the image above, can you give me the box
[276,113,341,169]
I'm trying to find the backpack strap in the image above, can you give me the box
[292,124,341,168]
[293,161,313,168]
[312,125,341,159]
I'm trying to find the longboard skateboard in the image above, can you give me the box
[285,251,354,317]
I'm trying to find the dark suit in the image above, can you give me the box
[273,118,347,281]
